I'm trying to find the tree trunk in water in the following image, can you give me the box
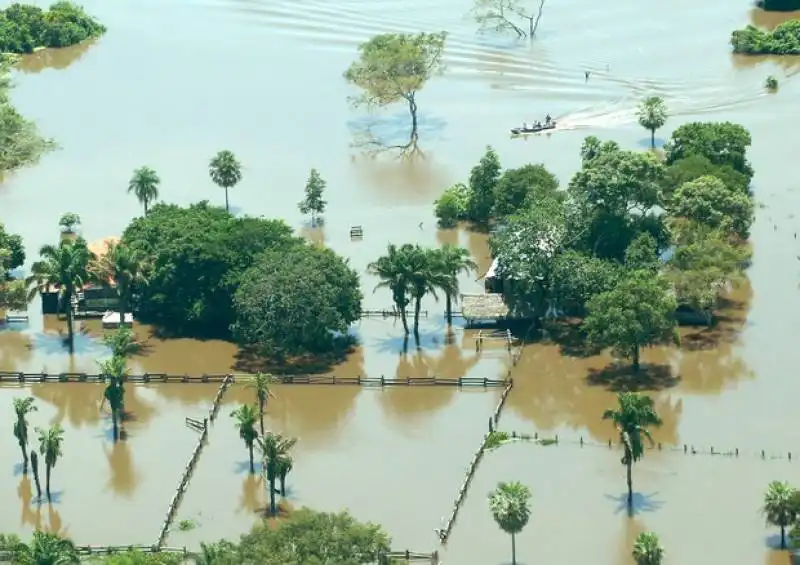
[144,201,149,215]
[781,525,786,549]
[268,474,277,515]
[400,307,410,334]
[112,409,119,442]
[626,459,633,514]
[511,532,517,565]
[31,451,42,500]
[650,129,656,149]
[632,346,640,373]
[224,187,230,212]
[279,472,287,496]
[248,445,254,474]
[46,464,52,501]
[408,96,419,148]
[258,399,265,438]
[413,297,422,338]
[18,439,28,474]
[66,303,75,354]
[445,293,453,325]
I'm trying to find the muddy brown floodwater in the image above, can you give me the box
[1,0,800,562]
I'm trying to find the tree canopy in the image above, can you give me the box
[731,19,800,55]
[0,2,106,54]
[232,243,362,359]
[636,96,667,149]
[663,121,753,178]
[121,202,298,338]
[668,175,754,240]
[0,222,24,272]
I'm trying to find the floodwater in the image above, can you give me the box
[0,0,799,561]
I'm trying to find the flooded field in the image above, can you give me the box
[0,0,799,560]
[170,385,500,549]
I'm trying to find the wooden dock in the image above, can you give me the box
[0,371,509,388]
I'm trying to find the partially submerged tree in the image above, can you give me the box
[636,96,668,149]
[344,32,447,150]
[209,150,243,212]
[602,392,662,513]
[762,480,800,549]
[248,372,276,437]
[632,532,665,565]
[12,396,37,474]
[488,481,532,565]
[36,423,65,501]
[99,354,127,442]
[257,432,297,516]
[231,404,260,474]
[472,0,547,39]
[430,244,477,325]
[298,168,327,227]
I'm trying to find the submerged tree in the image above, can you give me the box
[488,481,532,565]
[276,455,293,497]
[30,450,42,500]
[26,238,94,354]
[248,372,275,437]
[99,354,127,442]
[632,532,664,565]
[36,423,65,501]
[636,96,668,149]
[431,244,477,325]
[602,392,662,514]
[209,150,243,212]
[257,432,297,515]
[298,168,327,227]
[344,32,447,151]
[12,396,37,474]
[127,166,160,215]
[762,480,799,549]
[231,404,259,475]
[368,244,413,335]
[472,0,547,39]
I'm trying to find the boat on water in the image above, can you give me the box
[510,119,556,135]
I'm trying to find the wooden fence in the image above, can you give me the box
[0,371,509,388]
[74,545,188,556]
[154,375,233,549]
[361,309,428,318]
[382,549,440,563]
[438,380,514,544]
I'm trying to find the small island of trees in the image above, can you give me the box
[0,2,106,55]
[731,18,800,55]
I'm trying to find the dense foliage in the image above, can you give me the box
[0,222,24,273]
[232,244,362,358]
[731,19,800,56]
[758,0,800,9]
[0,2,106,54]
[122,202,298,338]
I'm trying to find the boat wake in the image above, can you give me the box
[554,106,637,131]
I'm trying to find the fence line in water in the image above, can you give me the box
[437,380,515,544]
[0,371,509,388]
[154,375,233,549]
[487,429,800,462]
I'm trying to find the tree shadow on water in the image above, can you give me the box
[605,491,664,516]
[539,319,602,358]
[586,363,680,392]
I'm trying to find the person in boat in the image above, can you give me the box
[545,114,552,124]
[522,122,528,130]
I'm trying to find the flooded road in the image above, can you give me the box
[1,0,800,561]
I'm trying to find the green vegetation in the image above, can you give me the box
[763,480,800,549]
[90,240,150,326]
[766,75,779,90]
[257,432,297,516]
[248,372,275,436]
[0,2,105,54]
[209,150,242,212]
[98,354,127,441]
[636,96,668,149]
[344,32,447,148]
[35,422,65,501]
[0,223,27,313]
[471,0,547,39]
[298,168,327,226]
[488,481,532,565]
[632,532,664,565]
[58,212,80,234]
[176,518,197,532]
[12,397,36,474]
[231,404,259,474]
[128,166,160,215]
[731,19,800,55]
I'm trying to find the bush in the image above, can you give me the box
[0,2,105,54]
[434,182,470,227]
[731,19,800,55]
[765,75,779,90]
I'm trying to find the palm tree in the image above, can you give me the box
[488,481,532,565]
[636,96,668,149]
[36,424,65,501]
[602,392,662,514]
[276,455,293,497]
[12,397,37,474]
[13,531,79,565]
[406,246,448,337]
[432,244,477,325]
[209,149,242,212]
[90,240,150,324]
[368,244,412,335]
[128,166,160,214]
[30,450,43,499]
[231,405,259,474]
[248,372,275,437]
[632,532,664,565]
[26,238,94,354]
[99,355,127,442]
[257,432,297,515]
[763,480,800,549]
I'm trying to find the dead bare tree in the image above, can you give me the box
[471,0,546,40]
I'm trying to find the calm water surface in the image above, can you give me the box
[1,0,799,562]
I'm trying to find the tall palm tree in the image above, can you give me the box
[763,480,800,549]
[488,481,532,565]
[636,96,668,150]
[26,238,94,354]
[432,244,477,325]
[406,246,447,337]
[257,432,297,515]
[368,244,412,335]
[12,397,37,474]
[209,150,242,212]
[13,531,79,565]
[603,392,662,514]
[248,372,275,437]
[36,424,65,501]
[90,240,150,324]
[632,532,664,565]
[99,355,127,442]
[127,166,160,215]
[231,405,259,474]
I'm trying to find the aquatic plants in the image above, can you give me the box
[731,19,800,55]
[488,481,532,565]
[0,2,106,54]
[765,75,779,90]
[209,149,242,212]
